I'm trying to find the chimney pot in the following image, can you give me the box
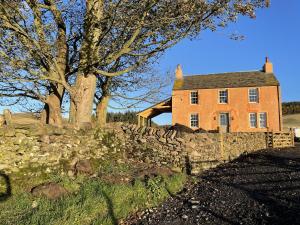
[263,57,273,73]
[266,57,269,63]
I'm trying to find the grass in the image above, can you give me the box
[0,172,186,225]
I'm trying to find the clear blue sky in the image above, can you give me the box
[153,0,300,125]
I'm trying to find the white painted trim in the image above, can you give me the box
[248,87,259,103]
[249,112,257,128]
[190,113,199,128]
[218,89,229,104]
[190,91,199,105]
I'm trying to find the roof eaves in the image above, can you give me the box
[136,97,172,115]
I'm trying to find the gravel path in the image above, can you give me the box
[127,144,300,225]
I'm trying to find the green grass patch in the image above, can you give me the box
[0,173,186,225]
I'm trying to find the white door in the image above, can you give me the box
[219,113,230,133]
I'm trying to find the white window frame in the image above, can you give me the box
[190,91,198,105]
[259,112,267,128]
[219,89,228,104]
[249,88,259,103]
[190,113,199,128]
[249,113,257,128]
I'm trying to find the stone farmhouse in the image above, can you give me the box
[137,58,282,133]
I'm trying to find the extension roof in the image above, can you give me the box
[173,71,279,91]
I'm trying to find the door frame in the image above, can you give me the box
[219,112,230,133]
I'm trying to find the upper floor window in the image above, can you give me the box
[190,113,199,128]
[249,113,257,128]
[259,112,267,128]
[249,88,259,103]
[219,90,228,104]
[190,91,198,104]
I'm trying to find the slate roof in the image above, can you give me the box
[173,71,279,90]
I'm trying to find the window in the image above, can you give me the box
[249,113,257,128]
[259,112,267,128]
[190,114,199,128]
[249,88,259,103]
[190,91,198,104]
[219,90,228,104]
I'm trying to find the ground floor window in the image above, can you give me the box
[190,114,199,128]
[249,113,257,128]
[259,112,267,128]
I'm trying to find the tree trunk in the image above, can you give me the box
[95,76,111,127]
[72,74,97,127]
[69,99,76,124]
[40,108,47,124]
[42,83,65,128]
[70,0,103,128]
[96,95,110,127]
[45,93,63,128]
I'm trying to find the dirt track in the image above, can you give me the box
[128,144,300,225]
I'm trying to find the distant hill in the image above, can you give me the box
[282,102,300,115]
[0,112,40,125]
[283,113,300,130]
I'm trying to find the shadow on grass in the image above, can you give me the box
[102,191,118,225]
[0,171,11,202]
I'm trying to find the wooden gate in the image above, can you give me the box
[267,131,295,148]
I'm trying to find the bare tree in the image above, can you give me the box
[0,0,269,127]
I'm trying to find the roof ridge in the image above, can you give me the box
[183,70,263,77]
[173,70,279,90]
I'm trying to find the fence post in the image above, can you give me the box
[272,132,275,148]
[291,129,295,147]
[220,132,224,161]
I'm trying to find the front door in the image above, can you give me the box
[219,113,230,133]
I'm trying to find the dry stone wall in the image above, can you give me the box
[0,122,270,176]
[120,124,268,174]
[0,124,122,174]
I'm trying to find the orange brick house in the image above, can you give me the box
[137,58,282,132]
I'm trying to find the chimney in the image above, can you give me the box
[263,57,273,73]
[175,64,183,80]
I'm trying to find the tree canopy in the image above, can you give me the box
[0,0,269,127]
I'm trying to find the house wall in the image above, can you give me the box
[172,86,281,132]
